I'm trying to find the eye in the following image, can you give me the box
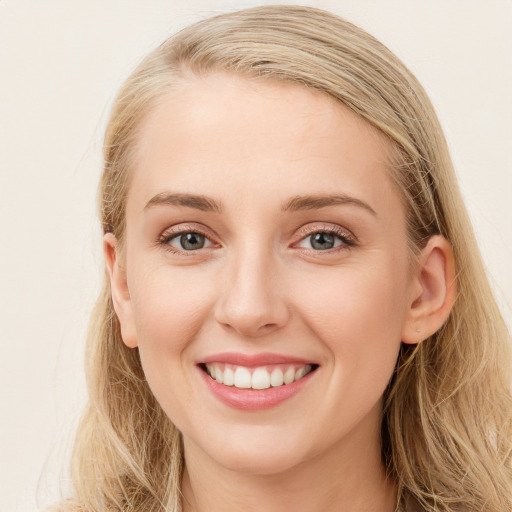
[298,232,343,250]
[294,227,355,252]
[173,232,208,250]
[311,232,339,250]
[160,230,215,251]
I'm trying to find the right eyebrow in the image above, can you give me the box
[144,192,223,213]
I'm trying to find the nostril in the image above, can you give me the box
[213,282,291,337]
[217,318,283,337]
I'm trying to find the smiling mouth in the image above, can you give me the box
[199,363,319,390]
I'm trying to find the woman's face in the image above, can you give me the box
[111,74,419,475]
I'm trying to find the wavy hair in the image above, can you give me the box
[65,6,511,511]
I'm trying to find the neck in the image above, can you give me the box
[181,411,396,512]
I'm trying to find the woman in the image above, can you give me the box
[61,5,512,511]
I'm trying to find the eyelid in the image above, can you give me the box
[156,222,356,254]
[294,223,356,242]
[291,223,357,251]
[158,223,220,252]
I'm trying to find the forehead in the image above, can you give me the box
[129,73,398,214]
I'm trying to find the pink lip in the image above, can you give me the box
[199,352,314,367]
[197,352,318,411]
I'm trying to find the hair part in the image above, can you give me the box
[68,6,512,512]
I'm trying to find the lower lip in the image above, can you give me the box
[199,367,316,410]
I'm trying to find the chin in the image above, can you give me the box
[193,426,314,476]
[213,447,306,476]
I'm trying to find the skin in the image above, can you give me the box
[105,73,455,512]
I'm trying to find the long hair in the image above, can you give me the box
[68,6,512,511]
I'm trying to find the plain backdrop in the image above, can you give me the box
[0,1,511,511]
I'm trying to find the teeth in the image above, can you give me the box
[234,367,252,389]
[252,368,271,389]
[270,368,284,387]
[223,366,234,386]
[295,366,307,380]
[284,367,295,385]
[204,363,313,390]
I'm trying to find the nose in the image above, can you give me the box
[214,249,290,337]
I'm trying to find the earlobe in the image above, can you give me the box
[103,233,138,348]
[401,235,457,345]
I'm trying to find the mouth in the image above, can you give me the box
[199,362,319,390]
[196,352,319,410]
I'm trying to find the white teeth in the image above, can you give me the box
[252,368,271,389]
[223,366,234,386]
[295,365,311,381]
[205,363,314,390]
[270,368,284,387]
[284,367,295,385]
[234,367,252,389]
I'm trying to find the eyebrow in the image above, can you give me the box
[282,194,377,216]
[144,192,223,213]
[144,191,376,216]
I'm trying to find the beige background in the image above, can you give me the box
[0,1,511,511]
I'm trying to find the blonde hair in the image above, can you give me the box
[67,6,512,512]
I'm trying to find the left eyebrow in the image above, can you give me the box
[282,194,377,216]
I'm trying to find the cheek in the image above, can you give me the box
[128,261,216,356]
[294,261,408,375]
[126,263,218,427]
[291,265,408,444]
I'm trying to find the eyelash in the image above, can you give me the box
[157,224,356,255]
[293,224,356,253]
[157,224,216,255]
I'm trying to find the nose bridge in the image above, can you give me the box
[215,238,289,336]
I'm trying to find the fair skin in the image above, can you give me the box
[104,74,455,512]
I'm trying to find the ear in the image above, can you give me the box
[103,233,138,348]
[401,235,457,344]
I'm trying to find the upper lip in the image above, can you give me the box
[199,352,317,367]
